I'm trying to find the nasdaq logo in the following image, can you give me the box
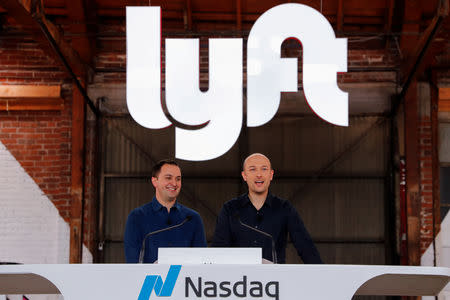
[138,265,181,300]
[127,4,348,161]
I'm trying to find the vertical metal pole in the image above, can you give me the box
[97,117,107,262]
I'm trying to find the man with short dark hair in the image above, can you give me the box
[124,159,207,263]
[212,153,322,264]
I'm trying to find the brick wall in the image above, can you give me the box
[0,38,72,221]
[419,118,434,253]
[0,98,73,221]
[416,82,441,256]
[0,37,65,85]
[421,72,450,299]
[0,36,95,260]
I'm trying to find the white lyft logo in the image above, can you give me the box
[126,3,348,161]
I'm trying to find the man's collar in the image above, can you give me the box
[265,193,273,207]
[151,196,180,211]
[241,193,273,208]
[173,201,181,210]
[240,195,251,207]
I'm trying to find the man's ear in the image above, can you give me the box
[270,169,274,181]
[151,176,158,188]
[241,171,247,182]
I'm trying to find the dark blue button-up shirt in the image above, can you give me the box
[124,197,207,263]
[212,193,322,264]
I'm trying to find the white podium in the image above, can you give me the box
[0,263,449,300]
[157,247,263,264]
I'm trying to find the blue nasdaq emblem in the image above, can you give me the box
[138,265,181,300]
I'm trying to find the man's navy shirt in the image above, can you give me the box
[212,193,322,264]
[124,197,207,263]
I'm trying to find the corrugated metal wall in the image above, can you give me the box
[99,114,392,265]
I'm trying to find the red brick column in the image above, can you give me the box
[419,118,434,254]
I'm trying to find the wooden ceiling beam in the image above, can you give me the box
[184,0,192,30]
[337,0,344,32]
[399,0,421,58]
[384,0,395,48]
[399,5,447,90]
[65,0,96,64]
[393,0,448,115]
[43,7,66,16]
[191,12,256,21]
[384,0,395,32]
[94,7,384,30]
[2,0,89,76]
[236,0,242,31]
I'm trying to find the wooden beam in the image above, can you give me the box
[438,101,450,112]
[399,0,448,68]
[185,0,192,31]
[4,0,99,117]
[431,77,441,249]
[384,0,395,49]
[384,0,395,32]
[0,98,64,111]
[399,0,421,58]
[400,15,440,85]
[2,0,89,76]
[43,7,66,16]
[397,0,448,102]
[1,0,54,58]
[65,0,94,64]
[439,87,450,99]
[70,82,85,263]
[236,0,242,31]
[404,80,420,266]
[337,0,344,32]
[191,12,255,21]
[0,85,60,98]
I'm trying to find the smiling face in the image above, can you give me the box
[152,163,182,205]
[242,154,274,197]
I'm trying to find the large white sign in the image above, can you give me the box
[0,264,449,300]
[126,4,348,161]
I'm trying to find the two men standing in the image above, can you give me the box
[124,154,322,264]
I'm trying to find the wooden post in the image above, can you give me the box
[404,80,420,266]
[431,77,441,256]
[70,82,86,263]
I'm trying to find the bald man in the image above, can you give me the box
[212,153,322,264]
